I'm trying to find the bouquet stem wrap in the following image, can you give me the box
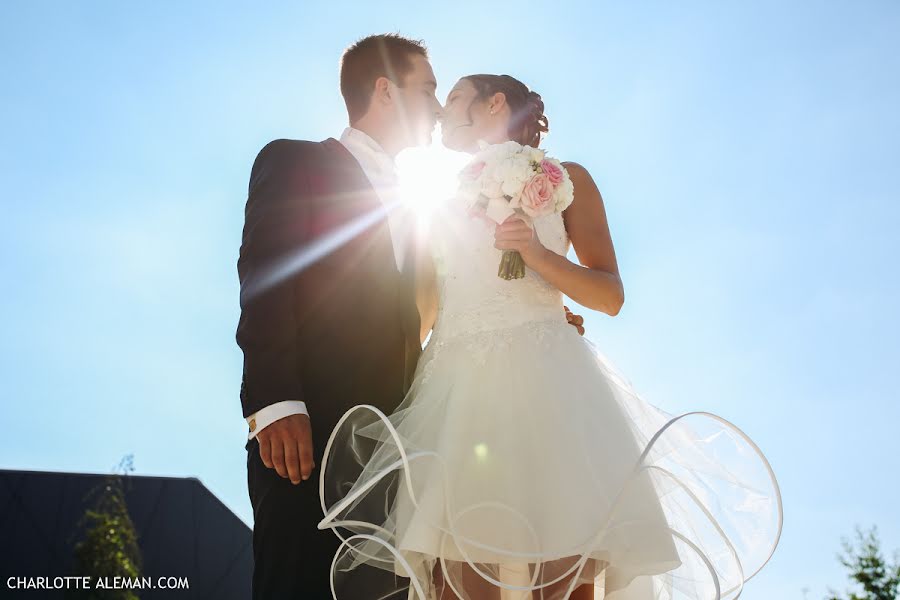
[498,249,526,280]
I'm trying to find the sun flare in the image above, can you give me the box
[396,127,471,231]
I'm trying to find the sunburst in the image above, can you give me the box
[396,126,471,232]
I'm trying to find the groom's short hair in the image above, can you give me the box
[340,33,429,122]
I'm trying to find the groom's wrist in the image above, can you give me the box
[247,400,309,440]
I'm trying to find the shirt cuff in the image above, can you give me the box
[246,400,308,440]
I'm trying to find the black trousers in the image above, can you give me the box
[247,435,409,600]
[246,435,340,599]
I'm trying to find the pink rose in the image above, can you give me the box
[519,173,555,217]
[466,204,495,228]
[461,160,486,181]
[541,159,564,185]
[466,204,486,218]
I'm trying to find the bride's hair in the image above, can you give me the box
[461,74,549,147]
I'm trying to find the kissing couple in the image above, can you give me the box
[237,32,782,600]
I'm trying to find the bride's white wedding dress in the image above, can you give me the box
[317,192,783,599]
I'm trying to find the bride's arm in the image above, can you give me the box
[493,161,624,316]
[414,238,439,343]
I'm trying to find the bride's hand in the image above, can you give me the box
[493,215,548,266]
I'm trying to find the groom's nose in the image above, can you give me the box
[432,97,444,118]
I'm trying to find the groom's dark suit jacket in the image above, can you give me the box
[237,137,421,432]
[236,137,422,598]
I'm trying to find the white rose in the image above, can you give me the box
[482,177,504,199]
[554,176,575,211]
[485,196,516,224]
[501,140,523,154]
[491,160,511,186]
[458,180,481,208]
[525,146,545,163]
[501,176,525,197]
[507,154,532,181]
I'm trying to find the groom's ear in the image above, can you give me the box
[373,76,393,106]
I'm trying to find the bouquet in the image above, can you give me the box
[457,140,575,279]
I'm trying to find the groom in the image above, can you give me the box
[237,33,587,598]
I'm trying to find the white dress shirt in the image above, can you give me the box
[246,127,411,440]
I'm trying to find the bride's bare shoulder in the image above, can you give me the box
[558,160,619,274]
[559,161,604,217]
[560,161,597,187]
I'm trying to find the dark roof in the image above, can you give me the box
[0,468,251,599]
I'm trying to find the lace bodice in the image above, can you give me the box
[426,197,571,342]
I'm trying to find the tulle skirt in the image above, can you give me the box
[317,318,782,599]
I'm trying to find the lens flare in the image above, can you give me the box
[396,125,471,233]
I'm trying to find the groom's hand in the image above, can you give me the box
[257,414,315,484]
[564,305,585,336]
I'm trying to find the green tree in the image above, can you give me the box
[826,525,900,600]
[68,455,143,600]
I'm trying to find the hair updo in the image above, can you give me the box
[462,74,550,148]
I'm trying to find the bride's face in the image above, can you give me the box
[440,79,510,153]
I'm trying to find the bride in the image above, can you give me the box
[317,74,783,600]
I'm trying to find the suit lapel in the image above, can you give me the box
[323,138,421,378]
[316,140,390,251]
[398,225,422,392]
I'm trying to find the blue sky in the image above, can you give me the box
[2,1,898,598]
